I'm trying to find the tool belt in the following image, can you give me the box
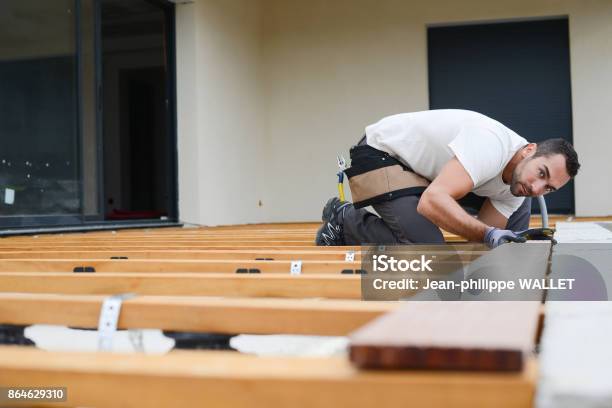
[345,142,430,209]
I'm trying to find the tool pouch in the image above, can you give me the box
[345,143,430,209]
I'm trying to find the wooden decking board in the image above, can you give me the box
[349,243,552,371]
[0,293,395,335]
[349,302,541,371]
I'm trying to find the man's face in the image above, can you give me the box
[510,153,571,197]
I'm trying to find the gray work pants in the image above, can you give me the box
[342,194,532,245]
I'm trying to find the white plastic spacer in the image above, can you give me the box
[97,293,135,351]
[290,260,303,275]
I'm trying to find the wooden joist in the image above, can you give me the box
[0,236,468,245]
[0,293,395,335]
[0,245,357,251]
[5,235,321,242]
[0,255,484,274]
[18,234,321,241]
[0,249,484,261]
[0,346,537,408]
[0,258,363,274]
[0,272,363,299]
[0,249,362,261]
[0,239,316,245]
[0,229,468,244]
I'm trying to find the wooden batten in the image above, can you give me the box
[0,272,363,299]
[0,346,537,408]
[0,293,395,336]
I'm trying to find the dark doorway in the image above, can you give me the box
[428,18,574,214]
[101,0,175,221]
[117,67,169,218]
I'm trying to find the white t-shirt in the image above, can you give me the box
[365,109,527,218]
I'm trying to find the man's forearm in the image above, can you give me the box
[417,192,489,242]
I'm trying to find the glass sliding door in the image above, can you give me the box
[0,0,82,227]
[0,0,177,231]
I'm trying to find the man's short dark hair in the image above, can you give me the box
[533,138,580,177]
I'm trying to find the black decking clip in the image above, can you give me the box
[235,268,261,274]
[0,325,35,346]
[73,266,96,273]
[341,269,367,274]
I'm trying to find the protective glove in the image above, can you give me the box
[484,226,527,249]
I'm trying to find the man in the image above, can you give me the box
[315,109,580,248]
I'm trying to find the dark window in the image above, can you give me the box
[0,1,80,224]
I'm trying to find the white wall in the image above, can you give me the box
[568,2,612,216]
[261,0,430,221]
[176,0,265,225]
[176,0,612,224]
[175,3,201,223]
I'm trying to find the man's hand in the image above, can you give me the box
[484,227,527,248]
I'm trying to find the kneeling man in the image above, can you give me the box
[315,109,580,248]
